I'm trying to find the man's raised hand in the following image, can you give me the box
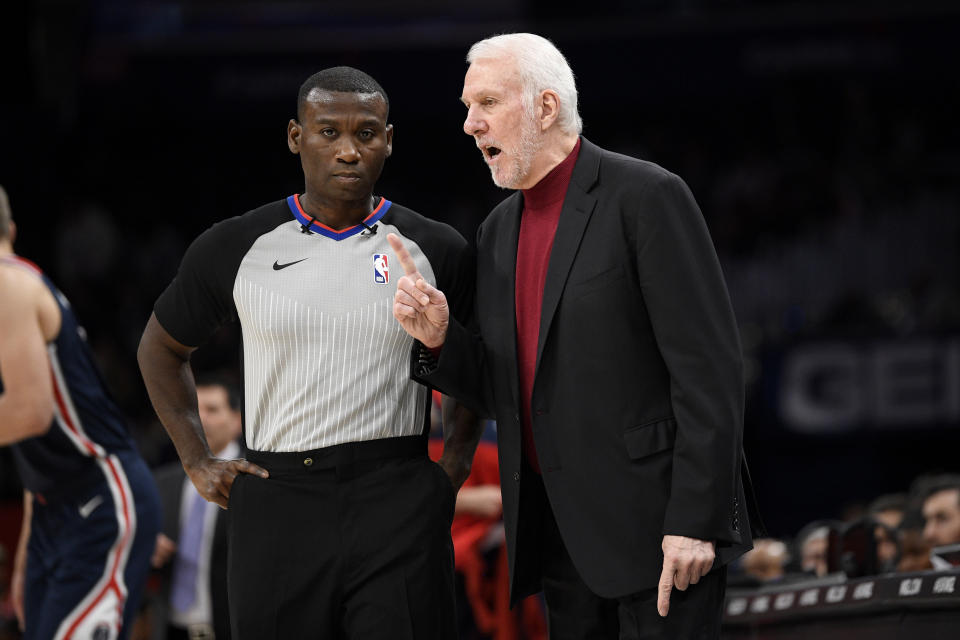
[387,233,450,348]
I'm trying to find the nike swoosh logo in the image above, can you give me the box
[78,494,104,518]
[273,258,308,271]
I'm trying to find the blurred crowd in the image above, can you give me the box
[731,472,960,589]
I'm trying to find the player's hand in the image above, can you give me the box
[185,457,269,509]
[387,233,449,349]
[657,535,715,617]
[151,533,177,568]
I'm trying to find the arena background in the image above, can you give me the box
[1,0,959,543]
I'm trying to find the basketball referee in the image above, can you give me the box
[138,67,480,639]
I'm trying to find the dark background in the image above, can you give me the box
[1,0,959,539]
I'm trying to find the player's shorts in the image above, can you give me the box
[24,450,161,640]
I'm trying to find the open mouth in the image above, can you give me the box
[482,146,502,161]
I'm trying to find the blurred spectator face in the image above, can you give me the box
[897,528,933,572]
[922,488,960,547]
[197,385,242,456]
[873,508,903,530]
[741,538,788,582]
[872,508,904,568]
[801,529,829,577]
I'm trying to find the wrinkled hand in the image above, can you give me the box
[152,533,177,568]
[387,233,449,348]
[185,457,269,509]
[657,535,715,617]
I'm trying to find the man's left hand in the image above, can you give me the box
[657,535,715,617]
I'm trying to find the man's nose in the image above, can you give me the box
[463,106,487,136]
[336,138,361,163]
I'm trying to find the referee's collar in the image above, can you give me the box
[286,194,391,241]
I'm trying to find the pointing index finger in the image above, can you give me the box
[387,233,421,278]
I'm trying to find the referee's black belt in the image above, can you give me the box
[245,434,428,479]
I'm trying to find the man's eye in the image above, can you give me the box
[358,130,374,140]
[483,98,496,106]
[321,128,336,137]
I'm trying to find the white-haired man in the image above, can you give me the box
[389,33,759,638]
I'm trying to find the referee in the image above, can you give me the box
[138,67,481,639]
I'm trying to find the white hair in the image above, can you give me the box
[467,33,583,135]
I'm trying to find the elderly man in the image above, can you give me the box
[389,32,759,639]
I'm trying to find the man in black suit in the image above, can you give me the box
[389,32,760,639]
[152,375,241,640]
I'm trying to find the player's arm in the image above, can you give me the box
[0,270,54,445]
[138,313,268,508]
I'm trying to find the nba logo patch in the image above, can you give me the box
[373,254,388,284]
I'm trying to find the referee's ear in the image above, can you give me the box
[287,118,302,155]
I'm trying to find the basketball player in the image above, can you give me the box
[0,184,161,640]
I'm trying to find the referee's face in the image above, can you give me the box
[288,90,393,207]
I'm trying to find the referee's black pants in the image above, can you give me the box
[226,435,458,640]
[523,470,727,640]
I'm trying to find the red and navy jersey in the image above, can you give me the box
[0,256,137,496]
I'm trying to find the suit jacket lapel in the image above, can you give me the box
[535,138,601,376]
[493,192,524,411]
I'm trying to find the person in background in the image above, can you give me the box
[740,539,789,583]
[920,475,960,548]
[867,493,906,573]
[0,184,161,639]
[152,374,243,640]
[796,524,831,577]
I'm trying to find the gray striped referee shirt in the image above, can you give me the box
[154,195,474,452]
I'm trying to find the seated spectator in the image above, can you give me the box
[867,493,906,572]
[796,523,833,577]
[740,538,790,583]
[428,392,545,640]
[921,475,960,549]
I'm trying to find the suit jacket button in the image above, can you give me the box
[514,413,520,422]
[513,471,521,482]
[303,457,313,467]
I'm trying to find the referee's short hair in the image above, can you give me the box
[297,67,389,122]
[0,185,11,240]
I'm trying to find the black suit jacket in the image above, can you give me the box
[416,137,758,601]
[154,462,231,640]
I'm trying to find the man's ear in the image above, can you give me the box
[287,119,302,154]
[385,124,394,158]
[538,89,561,131]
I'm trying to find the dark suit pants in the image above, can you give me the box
[227,436,458,640]
[526,472,726,640]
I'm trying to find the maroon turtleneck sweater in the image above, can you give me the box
[515,138,581,473]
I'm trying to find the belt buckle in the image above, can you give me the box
[188,623,215,640]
